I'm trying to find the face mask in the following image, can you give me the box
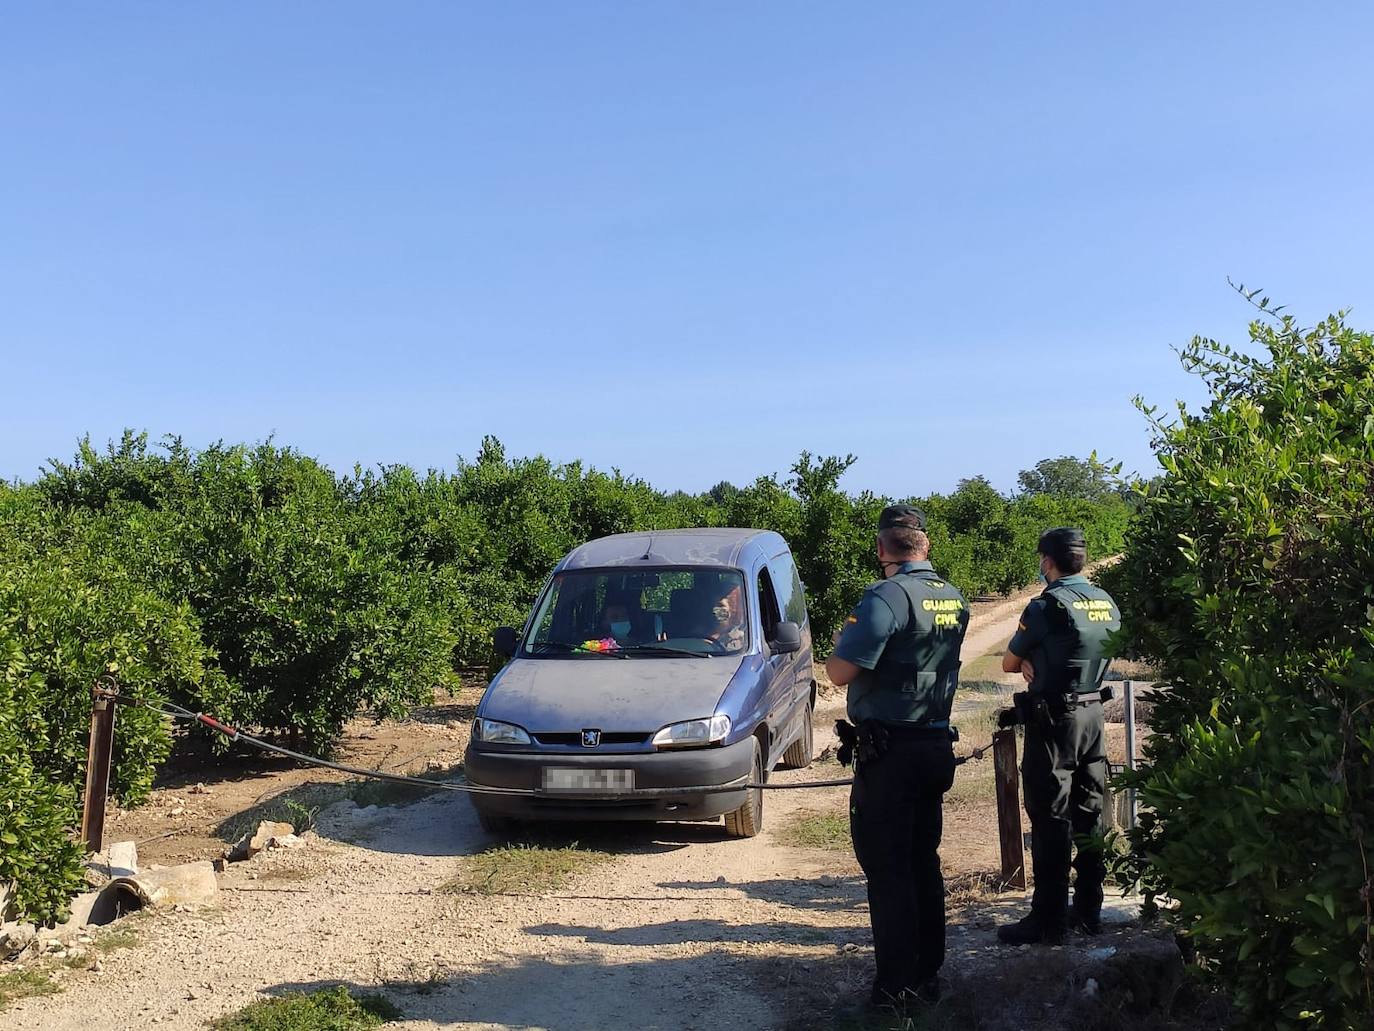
[712,604,731,623]
[610,620,632,637]
[1037,559,1049,583]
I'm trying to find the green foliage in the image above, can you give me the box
[1016,453,1118,501]
[211,986,401,1030]
[42,436,460,753]
[0,726,84,928]
[1107,299,1374,1029]
[0,480,218,925]
[0,430,1126,925]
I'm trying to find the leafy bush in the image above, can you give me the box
[0,723,85,928]
[0,483,221,924]
[41,438,461,752]
[1,429,1128,924]
[1107,300,1374,1029]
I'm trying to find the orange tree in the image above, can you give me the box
[1108,297,1374,1028]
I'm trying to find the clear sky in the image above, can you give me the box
[3,3,1371,497]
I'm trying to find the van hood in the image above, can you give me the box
[480,656,743,735]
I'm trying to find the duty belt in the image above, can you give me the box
[879,721,957,741]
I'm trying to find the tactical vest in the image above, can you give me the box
[847,569,970,725]
[1031,579,1121,697]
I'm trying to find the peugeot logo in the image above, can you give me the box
[581,729,601,748]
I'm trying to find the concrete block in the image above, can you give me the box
[107,841,138,879]
[102,860,218,915]
[228,820,296,862]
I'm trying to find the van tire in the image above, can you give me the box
[782,702,814,769]
[724,740,764,838]
[476,807,515,835]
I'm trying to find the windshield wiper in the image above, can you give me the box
[619,644,714,659]
[527,640,628,658]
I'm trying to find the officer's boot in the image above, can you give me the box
[1069,840,1107,935]
[996,909,1065,946]
[1069,885,1103,935]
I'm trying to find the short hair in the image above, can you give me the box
[879,527,929,558]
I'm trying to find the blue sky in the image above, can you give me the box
[3,3,1371,497]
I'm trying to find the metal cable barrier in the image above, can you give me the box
[98,688,993,800]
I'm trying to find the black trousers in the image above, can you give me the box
[849,733,957,996]
[1021,702,1108,928]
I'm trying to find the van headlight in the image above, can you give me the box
[474,718,531,745]
[652,715,731,749]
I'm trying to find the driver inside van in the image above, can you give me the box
[704,584,745,653]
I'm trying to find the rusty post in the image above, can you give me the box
[80,682,118,854]
[992,727,1026,889]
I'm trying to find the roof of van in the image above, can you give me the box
[558,528,785,570]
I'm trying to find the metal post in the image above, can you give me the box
[80,683,118,854]
[1124,680,1138,830]
[992,727,1026,889]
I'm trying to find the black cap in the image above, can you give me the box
[879,504,926,531]
[1038,527,1086,566]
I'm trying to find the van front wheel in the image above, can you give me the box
[724,740,764,838]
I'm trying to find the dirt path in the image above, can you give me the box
[8,593,1079,1031]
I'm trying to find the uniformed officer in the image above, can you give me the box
[997,527,1121,945]
[825,504,970,1007]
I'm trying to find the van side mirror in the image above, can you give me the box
[770,621,802,655]
[493,626,519,658]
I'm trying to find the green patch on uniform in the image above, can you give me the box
[211,985,401,1030]
[779,809,851,851]
[446,841,611,895]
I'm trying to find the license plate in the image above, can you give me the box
[542,768,635,793]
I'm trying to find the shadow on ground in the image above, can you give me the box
[658,874,868,912]
[522,918,844,948]
[309,790,759,860]
[263,933,1229,1031]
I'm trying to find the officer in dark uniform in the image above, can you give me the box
[825,504,970,1006]
[997,527,1121,945]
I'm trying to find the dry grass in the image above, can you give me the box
[0,967,59,1009]
[945,870,1008,909]
[779,809,851,851]
[446,841,612,896]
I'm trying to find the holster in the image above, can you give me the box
[1001,690,1053,734]
[855,720,889,766]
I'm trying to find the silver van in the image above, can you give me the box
[464,529,815,837]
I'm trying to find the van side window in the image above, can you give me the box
[757,568,782,641]
[768,552,808,627]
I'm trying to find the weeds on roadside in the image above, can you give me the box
[211,985,400,1030]
[0,967,59,1009]
[446,841,610,896]
[779,810,851,851]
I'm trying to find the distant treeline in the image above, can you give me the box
[0,433,1126,922]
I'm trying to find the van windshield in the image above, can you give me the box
[523,568,749,658]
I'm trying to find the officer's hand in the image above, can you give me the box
[1020,658,1036,685]
[834,719,857,767]
[996,707,1019,729]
